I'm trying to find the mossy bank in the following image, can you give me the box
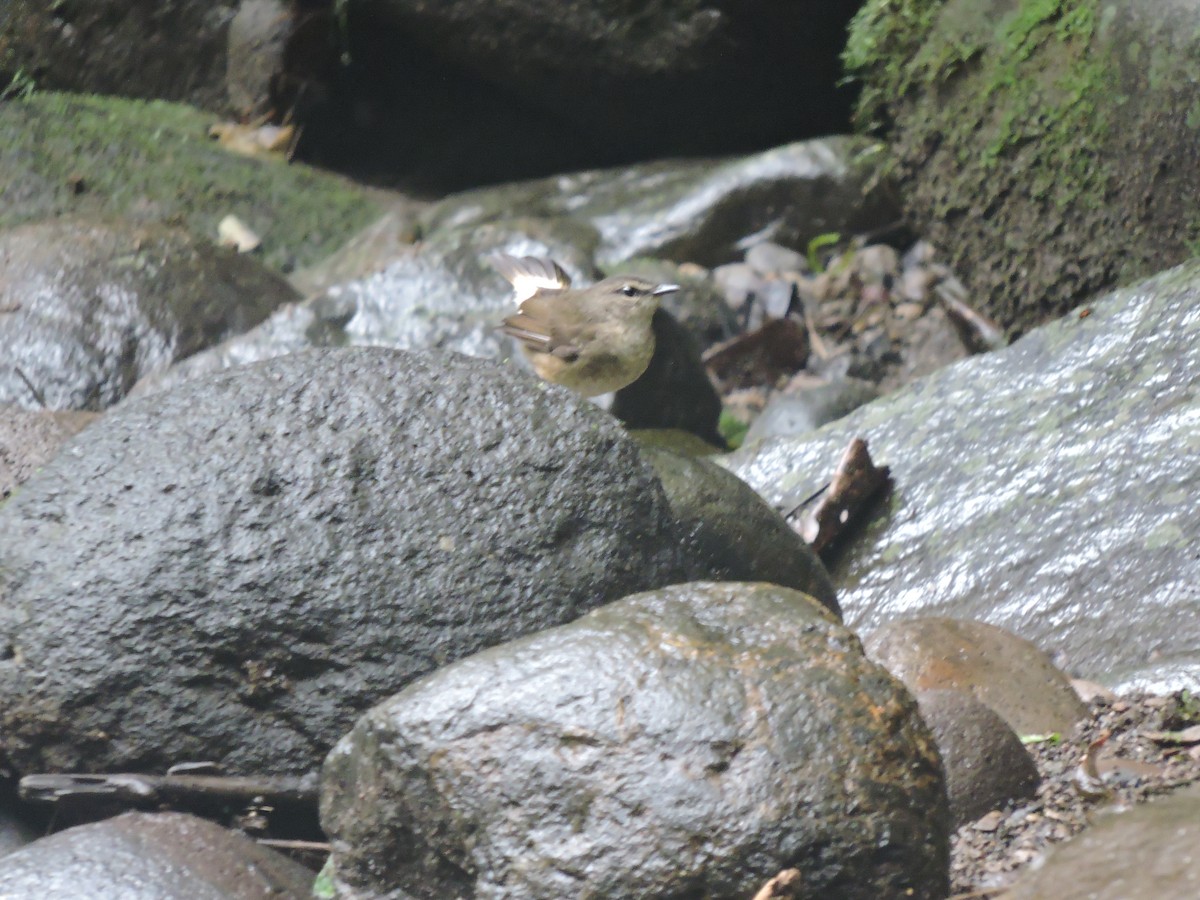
[0,92,382,273]
[844,0,1200,334]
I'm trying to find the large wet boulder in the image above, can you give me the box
[0,406,97,502]
[0,348,686,777]
[421,137,899,269]
[724,260,1200,692]
[0,93,383,272]
[321,582,949,899]
[0,219,297,411]
[0,812,314,899]
[844,0,1200,333]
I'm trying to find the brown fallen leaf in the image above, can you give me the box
[788,437,891,556]
[1072,730,1113,800]
[208,121,296,160]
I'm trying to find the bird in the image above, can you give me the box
[490,254,679,397]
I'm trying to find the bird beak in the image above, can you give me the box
[652,284,680,296]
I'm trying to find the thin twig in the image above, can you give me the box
[256,838,331,853]
[13,366,47,408]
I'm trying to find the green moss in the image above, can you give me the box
[845,0,1116,213]
[0,92,382,272]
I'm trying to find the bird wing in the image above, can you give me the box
[489,254,572,304]
[499,293,583,361]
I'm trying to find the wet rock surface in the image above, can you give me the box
[0,348,684,777]
[724,261,1200,691]
[420,137,899,269]
[0,219,297,411]
[916,689,1039,827]
[1003,782,1200,900]
[321,582,949,899]
[867,618,1087,736]
[0,811,314,899]
[0,406,98,502]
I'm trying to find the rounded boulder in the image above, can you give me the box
[321,581,949,898]
[0,348,679,776]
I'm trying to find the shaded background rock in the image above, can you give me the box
[867,619,1087,737]
[639,447,838,615]
[2,0,869,192]
[321,582,948,899]
[0,2,237,112]
[287,0,867,190]
[610,309,725,446]
[724,261,1200,692]
[0,219,298,411]
[0,348,683,777]
[916,688,1039,827]
[0,93,384,273]
[0,812,314,899]
[844,0,1200,334]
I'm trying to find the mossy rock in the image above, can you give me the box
[844,0,1200,335]
[0,92,382,273]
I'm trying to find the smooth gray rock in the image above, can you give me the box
[321,582,949,899]
[1006,783,1200,900]
[0,812,314,899]
[0,348,681,777]
[723,260,1200,691]
[639,447,838,615]
[0,219,297,411]
[226,0,289,118]
[866,618,1087,737]
[420,137,899,268]
[743,379,880,444]
[916,689,1039,827]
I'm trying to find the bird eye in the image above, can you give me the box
[620,284,638,297]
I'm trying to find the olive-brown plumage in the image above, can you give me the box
[492,254,679,397]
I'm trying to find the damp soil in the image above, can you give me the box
[949,690,1200,897]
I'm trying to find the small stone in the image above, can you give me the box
[974,811,1005,832]
[745,241,808,276]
